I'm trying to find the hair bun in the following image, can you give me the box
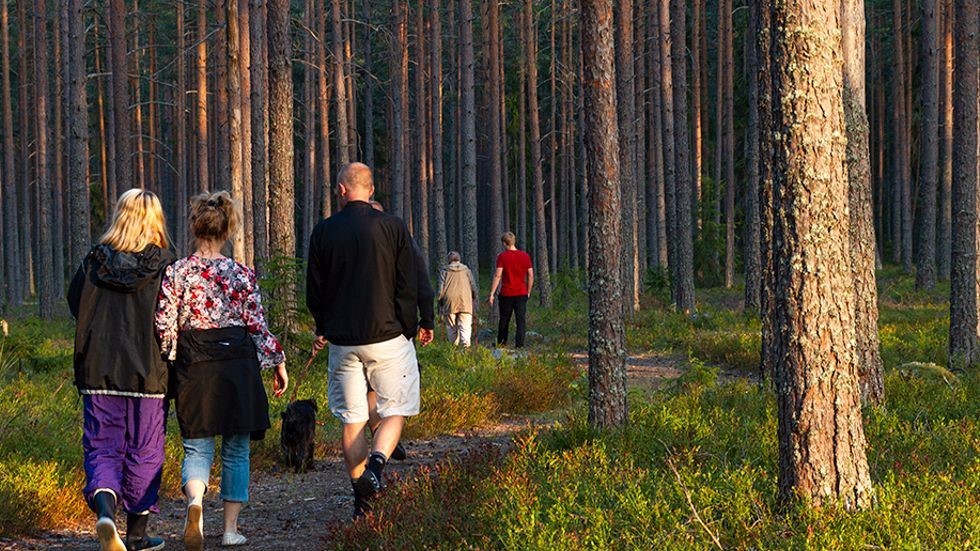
[207,198,219,208]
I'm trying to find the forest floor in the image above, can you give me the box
[2,351,707,551]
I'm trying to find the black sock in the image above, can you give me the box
[366,451,387,480]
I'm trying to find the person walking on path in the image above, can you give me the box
[155,191,288,549]
[68,189,175,551]
[488,232,534,348]
[438,251,479,347]
[306,162,433,518]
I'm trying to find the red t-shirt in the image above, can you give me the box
[496,249,533,297]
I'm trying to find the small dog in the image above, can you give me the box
[280,399,318,473]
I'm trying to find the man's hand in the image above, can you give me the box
[273,362,289,397]
[312,335,328,353]
[488,294,495,306]
[418,328,434,346]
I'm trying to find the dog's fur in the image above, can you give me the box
[280,399,318,473]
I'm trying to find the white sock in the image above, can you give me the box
[189,494,203,507]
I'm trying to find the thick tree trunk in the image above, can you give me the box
[671,0,695,312]
[1,0,21,305]
[108,0,131,194]
[67,0,90,278]
[949,0,980,370]
[615,0,638,313]
[34,0,55,318]
[937,0,952,281]
[431,0,447,264]
[581,0,628,430]
[333,0,350,166]
[915,0,940,290]
[526,0,551,306]
[196,0,209,192]
[268,0,296,268]
[769,0,873,508]
[250,0,269,264]
[842,0,884,404]
[461,0,480,289]
[227,0,245,260]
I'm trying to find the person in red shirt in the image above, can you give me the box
[488,232,534,348]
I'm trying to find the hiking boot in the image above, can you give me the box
[92,491,126,551]
[390,442,408,461]
[351,471,382,519]
[125,513,165,551]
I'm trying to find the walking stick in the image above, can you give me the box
[288,347,320,403]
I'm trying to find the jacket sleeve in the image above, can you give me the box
[243,269,286,370]
[467,267,479,307]
[414,242,435,331]
[155,264,180,362]
[305,228,327,336]
[67,262,86,320]
[394,224,419,337]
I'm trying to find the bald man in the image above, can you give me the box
[305,162,432,518]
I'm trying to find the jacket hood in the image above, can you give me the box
[90,244,176,293]
[445,261,468,272]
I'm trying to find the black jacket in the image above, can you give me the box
[307,201,430,345]
[68,244,176,397]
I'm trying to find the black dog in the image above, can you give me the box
[280,399,318,473]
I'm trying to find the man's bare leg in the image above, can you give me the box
[371,416,405,459]
[342,421,370,479]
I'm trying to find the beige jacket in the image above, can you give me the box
[437,262,478,315]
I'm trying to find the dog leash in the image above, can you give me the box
[288,346,320,403]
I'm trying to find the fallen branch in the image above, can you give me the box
[666,456,724,551]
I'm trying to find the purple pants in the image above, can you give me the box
[82,395,166,514]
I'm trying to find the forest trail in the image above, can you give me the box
[3,350,710,550]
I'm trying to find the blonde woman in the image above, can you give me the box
[156,191,287,548]
[67,189,175,551]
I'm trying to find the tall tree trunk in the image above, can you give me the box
[691,0,703,231]
[723,0,736,288]
[488,0,503,260]
[756,0,775,381]
[415,1,429,259]
[362,0,374,169]
[391,0,407,221]
[108,0,131,194]
[646,4,667,270]
[227,0,245,260]
[17,0,33,298]
[176,0,188,253]
[34,0,55,318]
[518,5,528,247]
[769,0,873,509]
[526,0,551,305]
[318,0,332,218]
[615,0,638,312]
[671,0,695,312]
[132,12,145,191]
[937,0,953,281]
[240,0,254,266]
[215,1,229,189]
[302,0,316,257]
[915,0,940,290]
[268,0,296,271]
[52,3,65,289]
[94,22,110,222]
[461,0,479,289]
[893,0,913,272]
[1,0,21,305]
[250,0,268,264]
[581,0,628,430]
[196,0,209,192]
[948,0,980,369]
[659,0,677,298]
[744,9,761,311]
[842,0,884,404]
[431,0,447,264]
[548,0,557,275]
[67,0,90,277]
[333,0,350,166]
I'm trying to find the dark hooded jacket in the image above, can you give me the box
[68,244,176,397]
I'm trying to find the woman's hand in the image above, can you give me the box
[273,362,288,397]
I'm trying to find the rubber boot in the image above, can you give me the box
[91,491,126,551]
[125,512,165,551]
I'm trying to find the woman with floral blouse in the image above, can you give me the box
[156,191,288,549]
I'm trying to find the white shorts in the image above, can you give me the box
[326,334,420,424]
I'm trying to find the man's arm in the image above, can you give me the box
[488,267,504,305]
[526,268,534,297]
[414,241,435,331]
[394,223,420,337]
[305,229,326,337]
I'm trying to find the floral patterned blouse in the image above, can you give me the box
[156,255,285,370]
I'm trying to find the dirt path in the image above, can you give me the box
[4,351,710,550]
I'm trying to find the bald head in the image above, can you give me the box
[336,162,374,205]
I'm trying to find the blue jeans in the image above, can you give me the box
[182,433,251,502]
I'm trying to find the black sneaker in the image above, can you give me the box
[351,472,381,519]
[126,535,165,551]
[390,442,408,461]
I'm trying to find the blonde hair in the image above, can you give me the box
[501,231,516,247]
[189,191,241,243]
[100,189,171,253]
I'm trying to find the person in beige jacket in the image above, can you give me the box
[437,251,479,347]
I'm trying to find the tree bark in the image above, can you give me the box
[842,0,884,404]
[240,0,254,266]
[34,0,55,318]
[915,0,940,290]
[756,0,775,382]
[196,0,209,192]
[250,0,269,264]
[93,22,110,223]
[108,0,131,194]
[526,0,551,306]
[769,0,873,509]
[362,0,374,169]
[176,0,188,254]
[67,0,90,280]
[461,0,480,289]
[333,0,350,166]
[215,1,230,189]
[671,0,695,312]
[691,0,703,231]
[227,0,245,260]
[646,3,667,270]
[431,0,447,264]
[488,0,503,260]
[1,0,20,305]
[659,0,677,297]
[414,1,429,259]
[937,0,952,281]
[893,0,913,272]
[615,0,638,313]
[949,0,980,370]
[17,0,33,299]
[318,0,332,219]
[723,0,735,289]
[581,0,628,429]
[391,0,408,221]
[744,8,761,312]
[268,0,296,268]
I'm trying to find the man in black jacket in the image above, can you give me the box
[306,162,433,518]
